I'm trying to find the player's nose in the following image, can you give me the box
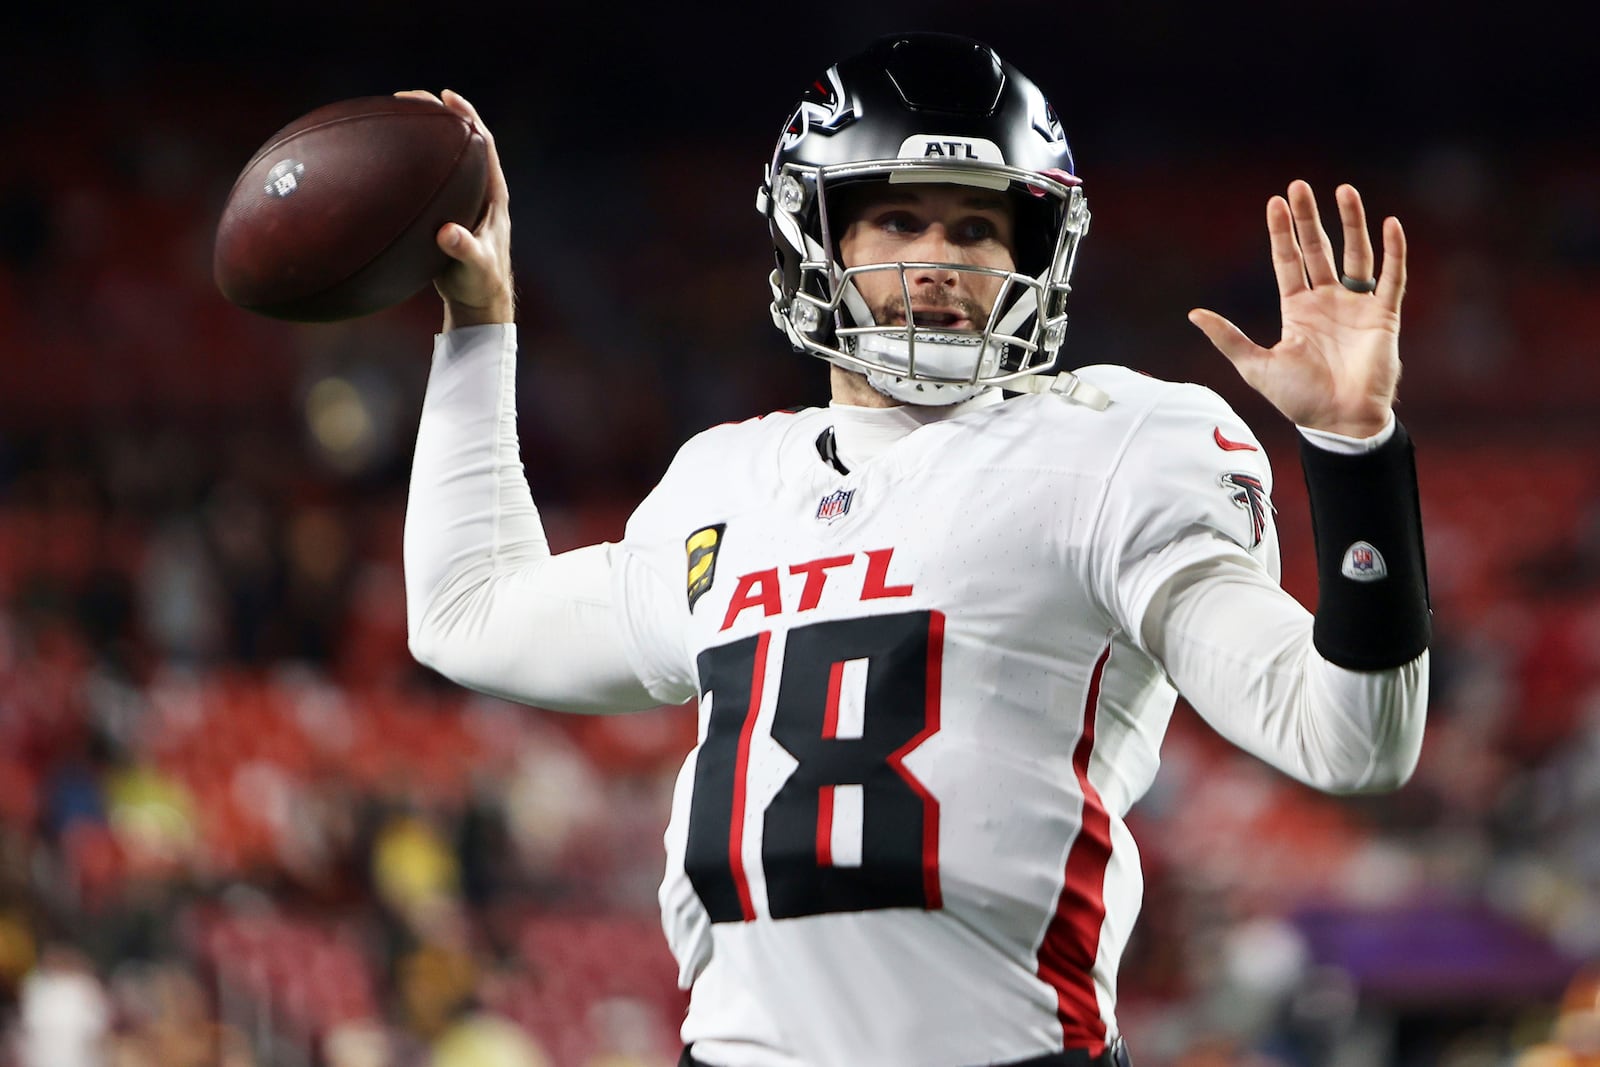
[904,225,964,286]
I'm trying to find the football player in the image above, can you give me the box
[399,30,1429,1067]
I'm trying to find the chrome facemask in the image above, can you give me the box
[765,160,1089,406]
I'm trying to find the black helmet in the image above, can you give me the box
[759,32,1090,403]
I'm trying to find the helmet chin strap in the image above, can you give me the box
[856,332,997,406]
[840,270,1046,407]
[865,371,990,406]
[836,273,987,405]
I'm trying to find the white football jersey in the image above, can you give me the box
[610,367,1280,1066]
[405,329,1425,1067]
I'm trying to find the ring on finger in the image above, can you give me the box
[1340,274,1378,293]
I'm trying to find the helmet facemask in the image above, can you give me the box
[768,159,1089,404]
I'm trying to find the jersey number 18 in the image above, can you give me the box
[684,610,945,922]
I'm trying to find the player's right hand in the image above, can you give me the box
[396,89,515,330]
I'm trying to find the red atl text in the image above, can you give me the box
[720,548,914,631]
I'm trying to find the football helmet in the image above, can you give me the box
[759,32,1090,404]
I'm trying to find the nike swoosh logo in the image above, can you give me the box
[1214,426,1259,452]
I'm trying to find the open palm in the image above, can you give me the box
[1189,181,1407,439]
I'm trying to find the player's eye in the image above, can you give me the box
[957,217,1000,242]
[878,211,922,235]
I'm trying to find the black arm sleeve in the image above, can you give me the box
[1300,420,1431,670]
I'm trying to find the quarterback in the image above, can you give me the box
[399,32,1429,1067]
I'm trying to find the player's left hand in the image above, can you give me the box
[1188,180,1405,439]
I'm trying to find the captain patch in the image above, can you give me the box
[686,524,726,611]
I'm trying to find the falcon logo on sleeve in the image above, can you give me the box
[1219,472,1270,548]
[686,524,727,611]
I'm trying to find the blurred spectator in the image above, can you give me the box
[0,906,36,998]
[1514,966,1600,1066]
[429,1009,551,1067]
[396,903,479,1043]
[372,809,461,930]
[107,959,255,1067]
[324,1019,395,1067]
[15,944,110,1067]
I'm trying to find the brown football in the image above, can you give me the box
[213,95,488,322]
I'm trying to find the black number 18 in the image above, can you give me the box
[684,610,945,922]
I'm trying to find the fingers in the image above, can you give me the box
[398,89,510,215]
[439,90,510,208]
[398,89,514,325]
[1377,214,1407,314]
[435,222,475,260]
[1266,196,1311,299]
[1286,179,1339,288]
[1329,182,1404,311]
[1336,184,1375,284]
[1187,308,1266,369]
[1270,181,1398,303]
[408,89,511,276]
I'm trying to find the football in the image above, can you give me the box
[213,95,488,322]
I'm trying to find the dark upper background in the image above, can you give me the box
[4,1,1598,447]
[10,1,1594,145]
[4,1,1598,431]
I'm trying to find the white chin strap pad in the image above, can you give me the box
[865,372,987,406]
[856,333,996,405]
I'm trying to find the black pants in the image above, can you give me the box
[678,1039,1131,1067]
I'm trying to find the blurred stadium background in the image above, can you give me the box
[2,3,1598,1065]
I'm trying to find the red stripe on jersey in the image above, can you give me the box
[822,660,845,738]
[887,609,945,909]
[728,632,770,922]
[816,786,835,867]
[816,660,845,866]
[1037,642,1113,1054]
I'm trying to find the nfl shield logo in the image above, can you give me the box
[816,488,854,522]
[1340,540,1388,582]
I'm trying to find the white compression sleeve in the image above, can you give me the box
[404,325,659,713]
[1141,547,1428,794]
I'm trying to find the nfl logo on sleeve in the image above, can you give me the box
[816,488,854,522]
[1340,541,1388,582]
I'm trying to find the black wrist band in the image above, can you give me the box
[1300,420,1431,670]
